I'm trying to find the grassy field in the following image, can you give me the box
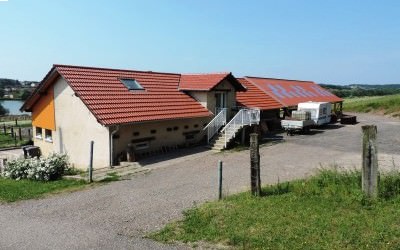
[343,94,400,117]
[151,169,400,249]
[0,119,32,128]
[0,133,30,148]
[0,178,88,202]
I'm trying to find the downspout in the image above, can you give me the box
[109,125,120,168]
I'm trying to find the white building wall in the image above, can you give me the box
[187,79,237,118]
[53,78,110,169]
[113,117,210,163]
[187,92,208,109]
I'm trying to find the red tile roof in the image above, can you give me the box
[243,77,343,107]
[180,72,246,91]
[236,78,283,110]
[23,65,212,126]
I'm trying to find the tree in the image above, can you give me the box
[0,103,9,116]
[0,88,4,98]
[21,89,32,100]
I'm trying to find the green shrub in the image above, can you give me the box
[2,153,70,181]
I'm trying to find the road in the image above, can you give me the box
[1,113,399,249]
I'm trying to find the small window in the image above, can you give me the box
[173,126,179,131]
[35,127,42,139]
[134,141,149,150]
[166,127,172,132]
[45,129,52,142]
[120,79,144,90]
[185,134,195,140]
[194,124,199,128]
[150,129,157,134]
[133,132,140,136]
[184,125,189,129]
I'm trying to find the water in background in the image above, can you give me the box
[1,100,29,115]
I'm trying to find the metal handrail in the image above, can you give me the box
[204,108,227,142]
[221,108,260,148]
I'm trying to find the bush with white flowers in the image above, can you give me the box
[2,153,70,181]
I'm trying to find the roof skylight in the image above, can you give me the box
[120,78,144,90]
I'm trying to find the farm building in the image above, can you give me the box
[236,76,343,119]
[21,65,252,169]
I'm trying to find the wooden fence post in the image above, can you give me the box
[218,160,223,200]
[250,133,261,196]
[18,127,22,141]
[362,125,378,198]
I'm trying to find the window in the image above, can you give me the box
[133,132,140,136]
[194,124,199,128]
[35,127,42,139]
[166,127,172,132]
[184,125,189,129]
[120,79,144,90]
[45,129,53,142]
[150,129,157,134]
[134,141,149,150]
[185,134,195,140]
[173,126,179,131]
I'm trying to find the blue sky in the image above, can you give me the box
[0,0,399,84]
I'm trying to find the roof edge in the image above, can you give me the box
[53,64,181,77]
[20,66,59,112]
[245,76,315,83]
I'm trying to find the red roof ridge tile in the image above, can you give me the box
[53,64,180,76]
[181,72,231,76]
[244,76,314,83]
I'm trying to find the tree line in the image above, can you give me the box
[320,84,400,98]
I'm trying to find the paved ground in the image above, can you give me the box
[1,113,399,250]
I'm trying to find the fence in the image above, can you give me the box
[0,123,32,148]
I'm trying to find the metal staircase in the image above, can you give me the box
[205,108,260,151]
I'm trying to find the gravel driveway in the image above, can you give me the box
[1,113,399,250]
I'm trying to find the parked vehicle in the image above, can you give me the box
[281,118,314,135]
[297,101,331,125]
[281,102,332,135]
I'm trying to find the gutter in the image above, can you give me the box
[109,125,120,168]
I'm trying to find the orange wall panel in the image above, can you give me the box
[32,86,56,130]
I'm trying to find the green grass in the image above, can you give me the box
[99,172,120,182]
[344,94,400,116]
[0,133,30,148]
[0,119,32,128]
[0,178,88,202]
[150,169,400,249]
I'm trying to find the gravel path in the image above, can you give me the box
[1,113,399,250]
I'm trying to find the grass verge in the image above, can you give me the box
[0,133,29,148]
[0,178,88,202]
[344,94,400,116]
[150,169,400,249]
[1,119,32,128]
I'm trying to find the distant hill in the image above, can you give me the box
[0,78,39,88]
[319,83,400,98]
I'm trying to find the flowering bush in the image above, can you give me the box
[2,153,70,181]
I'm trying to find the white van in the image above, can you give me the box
[297,102,331,125]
